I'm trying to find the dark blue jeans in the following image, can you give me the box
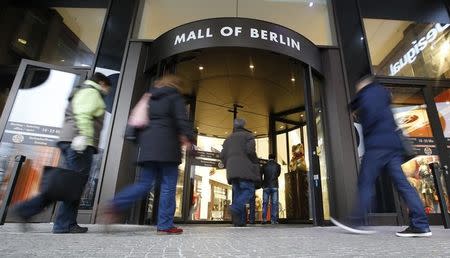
[53,143,94,232]
[14,143,93,232]
[112,162,179,230]
[230,180,255,225]
[262,188,279,222]
[249,191,256,223]
[351,149,429,230]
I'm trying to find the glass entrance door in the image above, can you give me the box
[0,60,88,223]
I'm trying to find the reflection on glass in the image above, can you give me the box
[3,6,106,67]
[390,86,447,214]
[364,19,450,79]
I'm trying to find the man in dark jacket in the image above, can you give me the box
[220,118,261,226]
[13,72,111,233]
[261,154,281,224]
[331,75,431,237]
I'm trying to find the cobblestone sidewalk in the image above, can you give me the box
[0,223,449,257]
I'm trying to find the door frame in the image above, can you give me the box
[0,59,89,223]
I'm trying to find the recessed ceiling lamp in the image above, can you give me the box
[249,64,255,69]
[291,77,296,82]
[254,131,257,134]
[360,37,364,41]
[199,66,204,70]
[309,2,314,7]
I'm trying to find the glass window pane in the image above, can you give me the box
[2,7,106,67]
[137,0,235,39]
[0,66,81,208]
[313,76,329,219]
[364,18,450,79]
[237,0,335,45]
[432,87,450,213]
[137,0,336,45]
[276,133,288,219]
[390,86,444,214]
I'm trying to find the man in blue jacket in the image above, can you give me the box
[331,75,431,237]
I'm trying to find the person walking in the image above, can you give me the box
[331,74,431,237]
[105,74,194,235]
[13,72,111,233]
[220,118,261,227]
[261,154,281,224]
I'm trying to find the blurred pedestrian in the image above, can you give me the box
[104,74,194,235]
[331,74,431,237]
[13,72,111,233]
[261,154,281,224]
[220,118,261,227]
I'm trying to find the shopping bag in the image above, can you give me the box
[128,93,151,128]
[396,129,415,162]
[40,166,89,202]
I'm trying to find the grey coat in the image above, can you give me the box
[220,128,261,184]
[137,86,194,164]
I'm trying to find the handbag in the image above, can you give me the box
[40,166,89,202]
[128,93,151,128]
[125,93,151,141]
[396,129,415,162]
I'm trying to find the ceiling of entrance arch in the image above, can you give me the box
[175,47,306,138]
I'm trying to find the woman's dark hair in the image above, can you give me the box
[90,72,111,86]
[269,154,276,159]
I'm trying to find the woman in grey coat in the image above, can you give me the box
[107,75,194,234]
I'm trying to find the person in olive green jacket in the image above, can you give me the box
[13,73,111,234]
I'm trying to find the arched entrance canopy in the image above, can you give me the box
[147,17,322,74]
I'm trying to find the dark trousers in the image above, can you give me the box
[249,191,255,223]
[351,149,429,230]
[230,179,255,225]
[14,143,94,232]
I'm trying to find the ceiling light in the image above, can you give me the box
[254,131,257,134]
[60,59,65,62]
[309,2,313,7]
[225,131,228,134]
[17,38,27,45]
[291,77,295,82]
[196,127,199,130]
[301,114,304,117]
[280,125,284,129]
[360,37,364,41]
[249,64,255,69]
[199,66,204,70]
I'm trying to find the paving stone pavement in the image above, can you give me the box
[0,223,449,257]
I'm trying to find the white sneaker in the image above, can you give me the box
[330,217,376,235]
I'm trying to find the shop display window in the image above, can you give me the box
[390,86,450,214]
[364,19,450,79]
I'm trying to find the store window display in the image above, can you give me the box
[390,86,450,214]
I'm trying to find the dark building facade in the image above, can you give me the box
[0,0,449,227]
